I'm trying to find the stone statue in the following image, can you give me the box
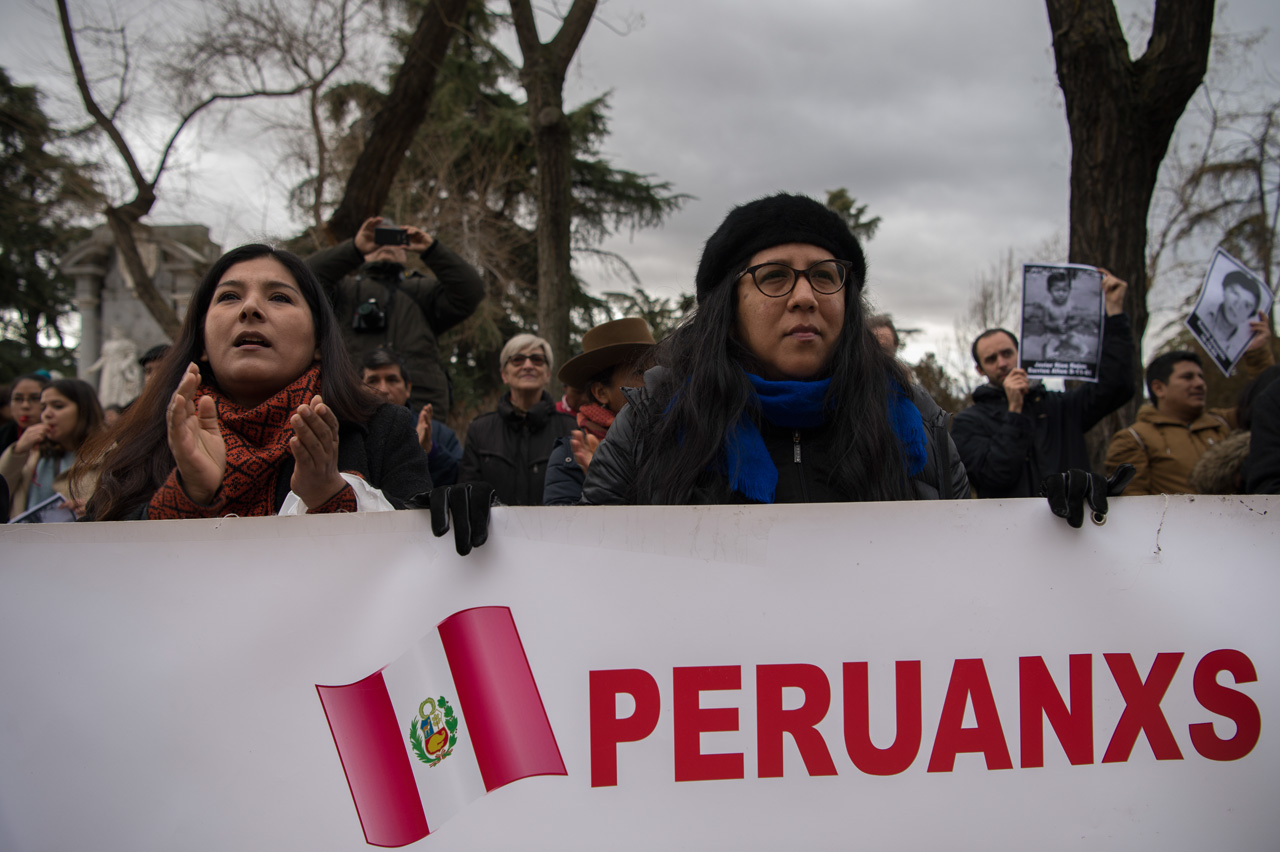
[89,327,142,407]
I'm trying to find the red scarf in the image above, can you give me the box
[576,403,615,440]
[148,365,354,518]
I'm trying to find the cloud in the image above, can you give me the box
[5,0,1278,366]
[569,0,1077,356]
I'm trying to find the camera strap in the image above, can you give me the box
[354,271,402,311]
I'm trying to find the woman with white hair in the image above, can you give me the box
[459,333,576,505]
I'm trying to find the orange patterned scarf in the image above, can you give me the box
[148,366,351,518]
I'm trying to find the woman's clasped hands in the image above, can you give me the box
[166,362,346,508]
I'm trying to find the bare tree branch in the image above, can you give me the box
[58,0,151,206]
[57,0,378,337]
[58,0,177,334]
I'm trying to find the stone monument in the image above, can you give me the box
[61,224,220,396]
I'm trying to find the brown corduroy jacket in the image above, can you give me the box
[1105,405,1234,495]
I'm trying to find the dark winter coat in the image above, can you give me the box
[0,421,17,457]
[305,240,485,413]
[425,418,462,488]
[951,313,1134,498]
[579,371,969,505]
[116,403,432,520]
[543,434,585,506]
[1245,379,1280,494]
[460,392,577,506]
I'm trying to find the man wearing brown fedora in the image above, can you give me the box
[543,317,655,505]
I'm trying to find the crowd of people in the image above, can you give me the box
[3,193,1278,531]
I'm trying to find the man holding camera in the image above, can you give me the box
[306,216,485,414]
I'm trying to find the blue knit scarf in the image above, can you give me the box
[721,374,927,503]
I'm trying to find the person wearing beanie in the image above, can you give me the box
[579,192,969,505]
[543,317,655,505]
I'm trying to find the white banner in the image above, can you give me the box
[1,496,1277,851]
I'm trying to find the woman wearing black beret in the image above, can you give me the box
[581,192,969,505]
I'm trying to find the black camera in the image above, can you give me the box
[353,298,387,333]
[374,227,410,246]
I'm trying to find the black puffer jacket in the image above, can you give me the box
[580,370,969,505]
[1245,379,1280,494]
[460,392,577,506]
[951,313,1134,498]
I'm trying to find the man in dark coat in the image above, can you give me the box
[1246,377,1280,494]
[951,269,1133,498]
[306,216,485,414]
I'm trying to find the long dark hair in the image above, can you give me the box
[40,378,104,457]
[79,244,380,520]
[633,264,915,504]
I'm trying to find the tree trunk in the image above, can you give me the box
[510,0,597,394]
[323,0,469,244]
[105,208,182,338]
[1045,0,1215,467]
[526,81,575,391]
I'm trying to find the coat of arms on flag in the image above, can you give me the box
[317,607,565,847]
[411,697,457,767]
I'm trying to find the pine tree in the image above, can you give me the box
[0,68,99,376]
[304,3,685,422]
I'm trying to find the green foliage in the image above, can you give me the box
[824,187,881,243]
[408,718,429,762]
[599,288,694,342]
[0,68,99,378]
[439,696,458,733]
[911,352,970,414]
[302,3,685,424]
[568,96,686,247]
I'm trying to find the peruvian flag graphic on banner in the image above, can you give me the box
[316,606,566,847]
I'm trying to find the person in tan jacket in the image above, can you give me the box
[1105,318,1274,495]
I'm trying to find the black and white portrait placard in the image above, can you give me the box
[1020,263,1104,382]
[1186,249,1274,377]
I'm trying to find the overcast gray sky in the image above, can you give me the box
[4,0,1278,369]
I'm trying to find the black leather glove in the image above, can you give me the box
[407,482,497,556]
[1040,464,1136,529]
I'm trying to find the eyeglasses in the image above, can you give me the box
[739,260,853,298]
[11,394,42,405]
[506,352,547,368]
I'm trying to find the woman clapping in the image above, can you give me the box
[79,245,432,521]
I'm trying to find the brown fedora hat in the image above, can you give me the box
[558,317,656,388]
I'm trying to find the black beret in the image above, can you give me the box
[695,193,866,302]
